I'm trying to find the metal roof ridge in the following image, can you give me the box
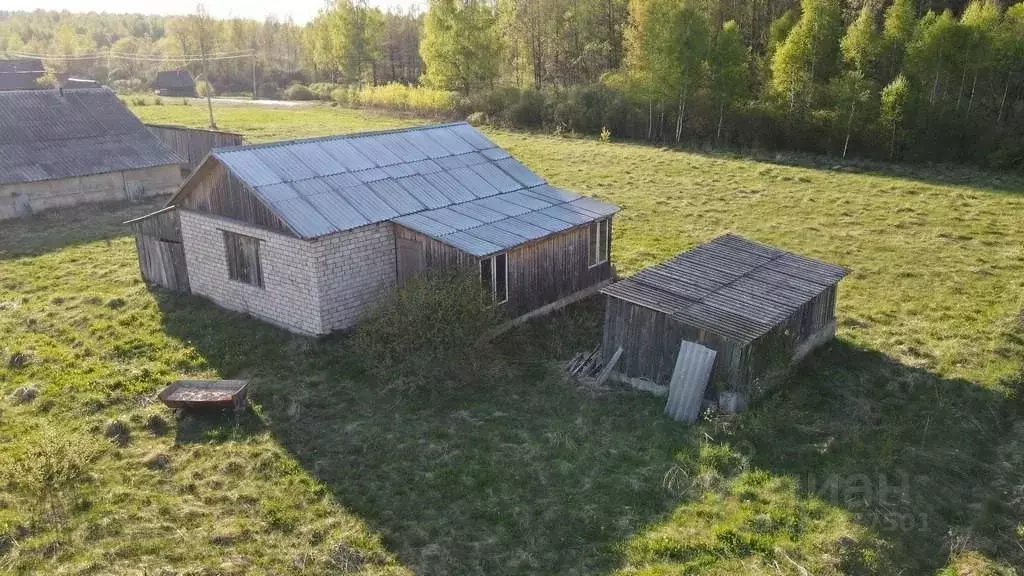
[210,121,475,154]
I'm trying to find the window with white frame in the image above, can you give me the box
[223,230,264,288]
[480,252,508,304]
[589,218,610,267]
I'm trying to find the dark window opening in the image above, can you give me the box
[223,230,263,288]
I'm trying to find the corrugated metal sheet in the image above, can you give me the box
[194,122,619,248]
[0,88,182,185]
[601,234,849,344]
[664,341,717,423]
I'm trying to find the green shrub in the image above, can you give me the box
[466,111,489,126]
[283,83,315,101]
[351,271,503,390]
[309,82,339,100]
[257,82,279,99]
[3,431,98,495]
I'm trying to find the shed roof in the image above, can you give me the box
[179,122,619,255]
[601,234,848,344]
[0,88,183,185]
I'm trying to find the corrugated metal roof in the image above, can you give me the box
[177,122,619,251]
[0,88,182,185]
[601,234,849,344]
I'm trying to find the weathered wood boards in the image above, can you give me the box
[126,206,190,293]
[145,124,244,171]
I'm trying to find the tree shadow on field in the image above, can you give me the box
[0,198,166,260]
[719,338,1024,574]
[155,289,1023,574]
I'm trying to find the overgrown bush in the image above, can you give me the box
[2,431,98,496]
[309,82,339,101]
[257,82,280,99]
[351,271,503,390]
[283,83,315,101]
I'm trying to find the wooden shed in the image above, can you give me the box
[154,70,196,97]
[139,122,619,336]
[601,234,847,408]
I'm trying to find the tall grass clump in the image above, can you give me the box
[352,271,503,390]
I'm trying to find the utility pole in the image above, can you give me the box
[194,4,217,129]
[251,50,257,100]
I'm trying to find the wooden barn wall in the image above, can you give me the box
[130,208,189,293]
[393,220,614,319]
[176,160,291,235]
[741,284,838,396]
[602,297,744,388]
[394,225,476,271]
[604,283,839,395]
[146,124,244,171]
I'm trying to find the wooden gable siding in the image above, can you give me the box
[176,159,292,235]
[393,218,614,319]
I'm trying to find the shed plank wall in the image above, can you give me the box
[394,220,613,319]
[146,124,243,171]
[130,208,189,293]
[176,160,291,235]
[604,283,838,394]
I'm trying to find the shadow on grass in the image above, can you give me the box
[172,407,267,445]
[154,289,1022,574]
[0,198,167,260]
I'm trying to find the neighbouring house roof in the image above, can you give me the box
[602,234,848,344]
[0,58,44,91]
[174,122,619,256]
[0,58,44,74]
[154,70,195,89]
[0,88,183,185]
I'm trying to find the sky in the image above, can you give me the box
[3,0,425,24]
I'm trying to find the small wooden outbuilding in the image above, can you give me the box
[601,234,847,413]
[154,70,196,97]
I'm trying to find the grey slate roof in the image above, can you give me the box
[200,122,619,254]
[601,234,848,344]
[0,88,183,185]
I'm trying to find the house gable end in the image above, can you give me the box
[170,156,295,236]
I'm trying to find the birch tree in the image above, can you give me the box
[709,20,749,144]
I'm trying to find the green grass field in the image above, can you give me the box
[1,100,1022,575]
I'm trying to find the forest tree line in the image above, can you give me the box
[1,0,1023,168]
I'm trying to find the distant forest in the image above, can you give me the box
[2,0,1022,169]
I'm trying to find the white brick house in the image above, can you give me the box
[132,123,619,336]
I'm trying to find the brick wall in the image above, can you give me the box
[314,222,397,333]
[180,210,323,335]
[180,210,398,336]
